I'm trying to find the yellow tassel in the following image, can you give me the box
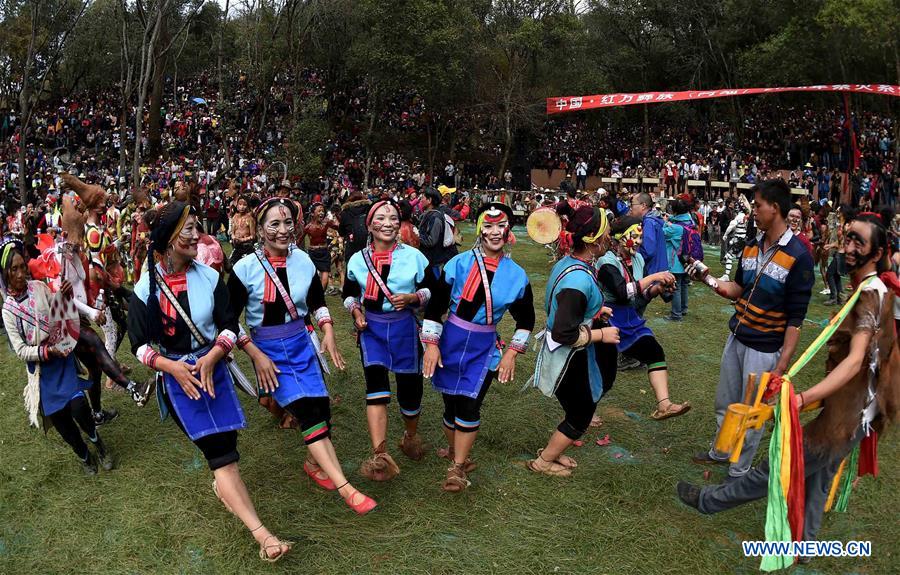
[778,382,792,500]
[824,457,848,512]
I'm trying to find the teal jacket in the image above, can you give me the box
[664,213,694,274]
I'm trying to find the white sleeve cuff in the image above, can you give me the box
[420,319,443,345]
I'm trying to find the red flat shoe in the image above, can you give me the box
[303,460,337,491]
[343,488,377,515]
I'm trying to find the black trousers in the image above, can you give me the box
[161,388,239,470]
[362,360,423,419]
[284,397,332,445]
[554,352,598,440]
[46,395,96,461]
[441,371,494,433]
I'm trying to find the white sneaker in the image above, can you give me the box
[718,274,730,282]
[819,288,831,295]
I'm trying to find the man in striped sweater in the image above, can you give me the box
[688,179,815,480]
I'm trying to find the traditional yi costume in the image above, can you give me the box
[1,239,111,473]
[342,199,431,474]
[423,203,534,436]
[595,219,690,419]
[531,206,610,442]
[128,203,244,470]
[228,198,335,447]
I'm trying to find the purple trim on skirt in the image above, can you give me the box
[251,319,306,341]
[447,314,497,333]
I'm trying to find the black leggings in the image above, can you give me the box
[554,351,598,440]
[442,371,494,433]
[284,397,332,445]
[45,395,97,461]
[75,326,130,411]
[162,389,239,470]
[623,336,666,372]
[362,362,423,419]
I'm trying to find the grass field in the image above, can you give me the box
[1,223,897,575]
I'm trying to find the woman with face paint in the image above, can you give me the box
[529,203,620,477]
[1,239,115,474]
[421,202,535,491]
[595,217,691,420]
[342,199,431,481]
[228,198,375,514]
[127,201,292,562]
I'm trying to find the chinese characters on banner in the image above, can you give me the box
[547,84,900,114]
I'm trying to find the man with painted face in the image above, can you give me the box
[679,211,899,557]
[422,202,535,492]
[686,179,814,480]
[595,217,691,420]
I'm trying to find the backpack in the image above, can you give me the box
[348,212,369,255]
[677,220,704,265]
[441,213,457,247]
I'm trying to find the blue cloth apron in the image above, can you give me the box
[608,303,654,352]
[158,346,247,441]
[431,314,497,399]
[359,309,420,373]
[29,355,91,416]
[252,319,327,406]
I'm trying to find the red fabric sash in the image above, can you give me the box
[263,255,287,303]
[460,257,498,302]
[787,388,805,542]
[364,251,393,301]
[159,272,187,335]
[858,432,879,477]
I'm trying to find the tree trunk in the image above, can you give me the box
[132,1,167,194]
[18,4,38,205]
[362,105,376,192]
[17,136,28,205]
[147,22,167,161]
[217,0,231,176]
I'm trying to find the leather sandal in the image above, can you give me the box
[651,399,692,421]
[258,534,293,563]
[359,441,400,481]
[441,464,471,493]
[537,447,577,469]
[436,446,476,472]
[526,453,572,477]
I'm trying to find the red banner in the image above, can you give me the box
[547,84,900,114]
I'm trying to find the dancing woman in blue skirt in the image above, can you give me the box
[228,197,376,514]
[342,199,431,481]
[422,202,535,491]
[128,201,292,562]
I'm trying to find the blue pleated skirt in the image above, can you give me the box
[359,310,420,373]
[431,315,497,399]
[252,319,328,406]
